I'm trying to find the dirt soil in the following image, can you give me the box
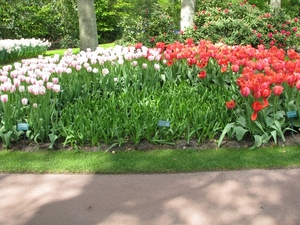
[4,132,300,152]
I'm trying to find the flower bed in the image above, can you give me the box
[0,40,299,149]
[0,38,51,64]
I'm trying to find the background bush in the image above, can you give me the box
[0,0,79,49]
[0,0,299,49]
[180,0,300,49]
[116,2,178,47]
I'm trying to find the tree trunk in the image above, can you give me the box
[180,0,196,31]
[77,0,98,51]
[270,0,281,8]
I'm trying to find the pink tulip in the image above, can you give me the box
[39,86,46,95]
[0,76,8,82]
[75,65,82,71]
[131,61,138,66]
[47,82,53,89]
[154,64,160,70]
[25,77,31,84]
[19,86,25,92]
[118,58,124,65]
[0,94,8,103]
[10,85,16,93]
[52,78,59,84]
[52,84,60,93]
[1,82,12,92]
[66,68,72,74]
[21,98,28,105]
[102,68,109,76]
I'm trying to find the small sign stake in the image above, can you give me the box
[286,111,297,138]
[158,120,170,140]
[287,111,297,119]
[158,120,170,128]
[16,123,29,131]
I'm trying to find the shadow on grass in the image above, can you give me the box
[1,146,300,174]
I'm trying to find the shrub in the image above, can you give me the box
[0,0,79,49]
[117,3,178,47]
[0,38,51,63]
[180,0,300,49]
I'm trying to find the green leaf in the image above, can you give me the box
[274,120,285,142]
[266,116,274,127]
[49,133,58,150]
[237,116,246,127]
[275,110,286,120]
[287,100,297,111]
[290,119,300,127]
[270,130,277,144]
[251,135,263,149]
[217,123,234,148]
[233,126,248,141]
[3,131,13,149]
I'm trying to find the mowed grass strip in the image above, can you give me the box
[45,43,115,57]
[0,146,300,174]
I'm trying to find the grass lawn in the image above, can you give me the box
[0,43,116,67]
[0,146,299,174]
[45,43,115,57]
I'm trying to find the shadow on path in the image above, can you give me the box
[1,169,300,225]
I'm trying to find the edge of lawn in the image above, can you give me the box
[0,145,299,174]
[45,43,115,57]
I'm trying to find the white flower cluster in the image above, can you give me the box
[0,38,51,54]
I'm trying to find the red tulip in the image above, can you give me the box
[231,64,239,73]
[135,42,143,49]
[262,88,271,98]
[272,85,284,95]
[296,80,300,90]
[197,70,206,79]
[251,101,266,121]
[226,100,236,109]
[241,86,251,97]
[253,91,261,99]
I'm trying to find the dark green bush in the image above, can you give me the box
[117,3,178,47]
[0,0,79,49]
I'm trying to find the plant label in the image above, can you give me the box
[16,123,29,131]
[158,120,170,127]
[287,111,297,119]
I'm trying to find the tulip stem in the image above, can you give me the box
[273,95,278,121]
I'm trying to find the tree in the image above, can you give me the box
[77,0,98,51]
[270,0,281,8]
[180,0,196,31]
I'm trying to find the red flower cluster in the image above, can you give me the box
[161,39,300,121]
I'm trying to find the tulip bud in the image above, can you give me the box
[241,86,251,97]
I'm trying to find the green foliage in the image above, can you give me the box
[0,0,299,50]
[248,0,300,17]
[95,0,126,43]
[0,39,50,64]
[181,0,300,49]
[117,3,178,47]
[0,0,79,49]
